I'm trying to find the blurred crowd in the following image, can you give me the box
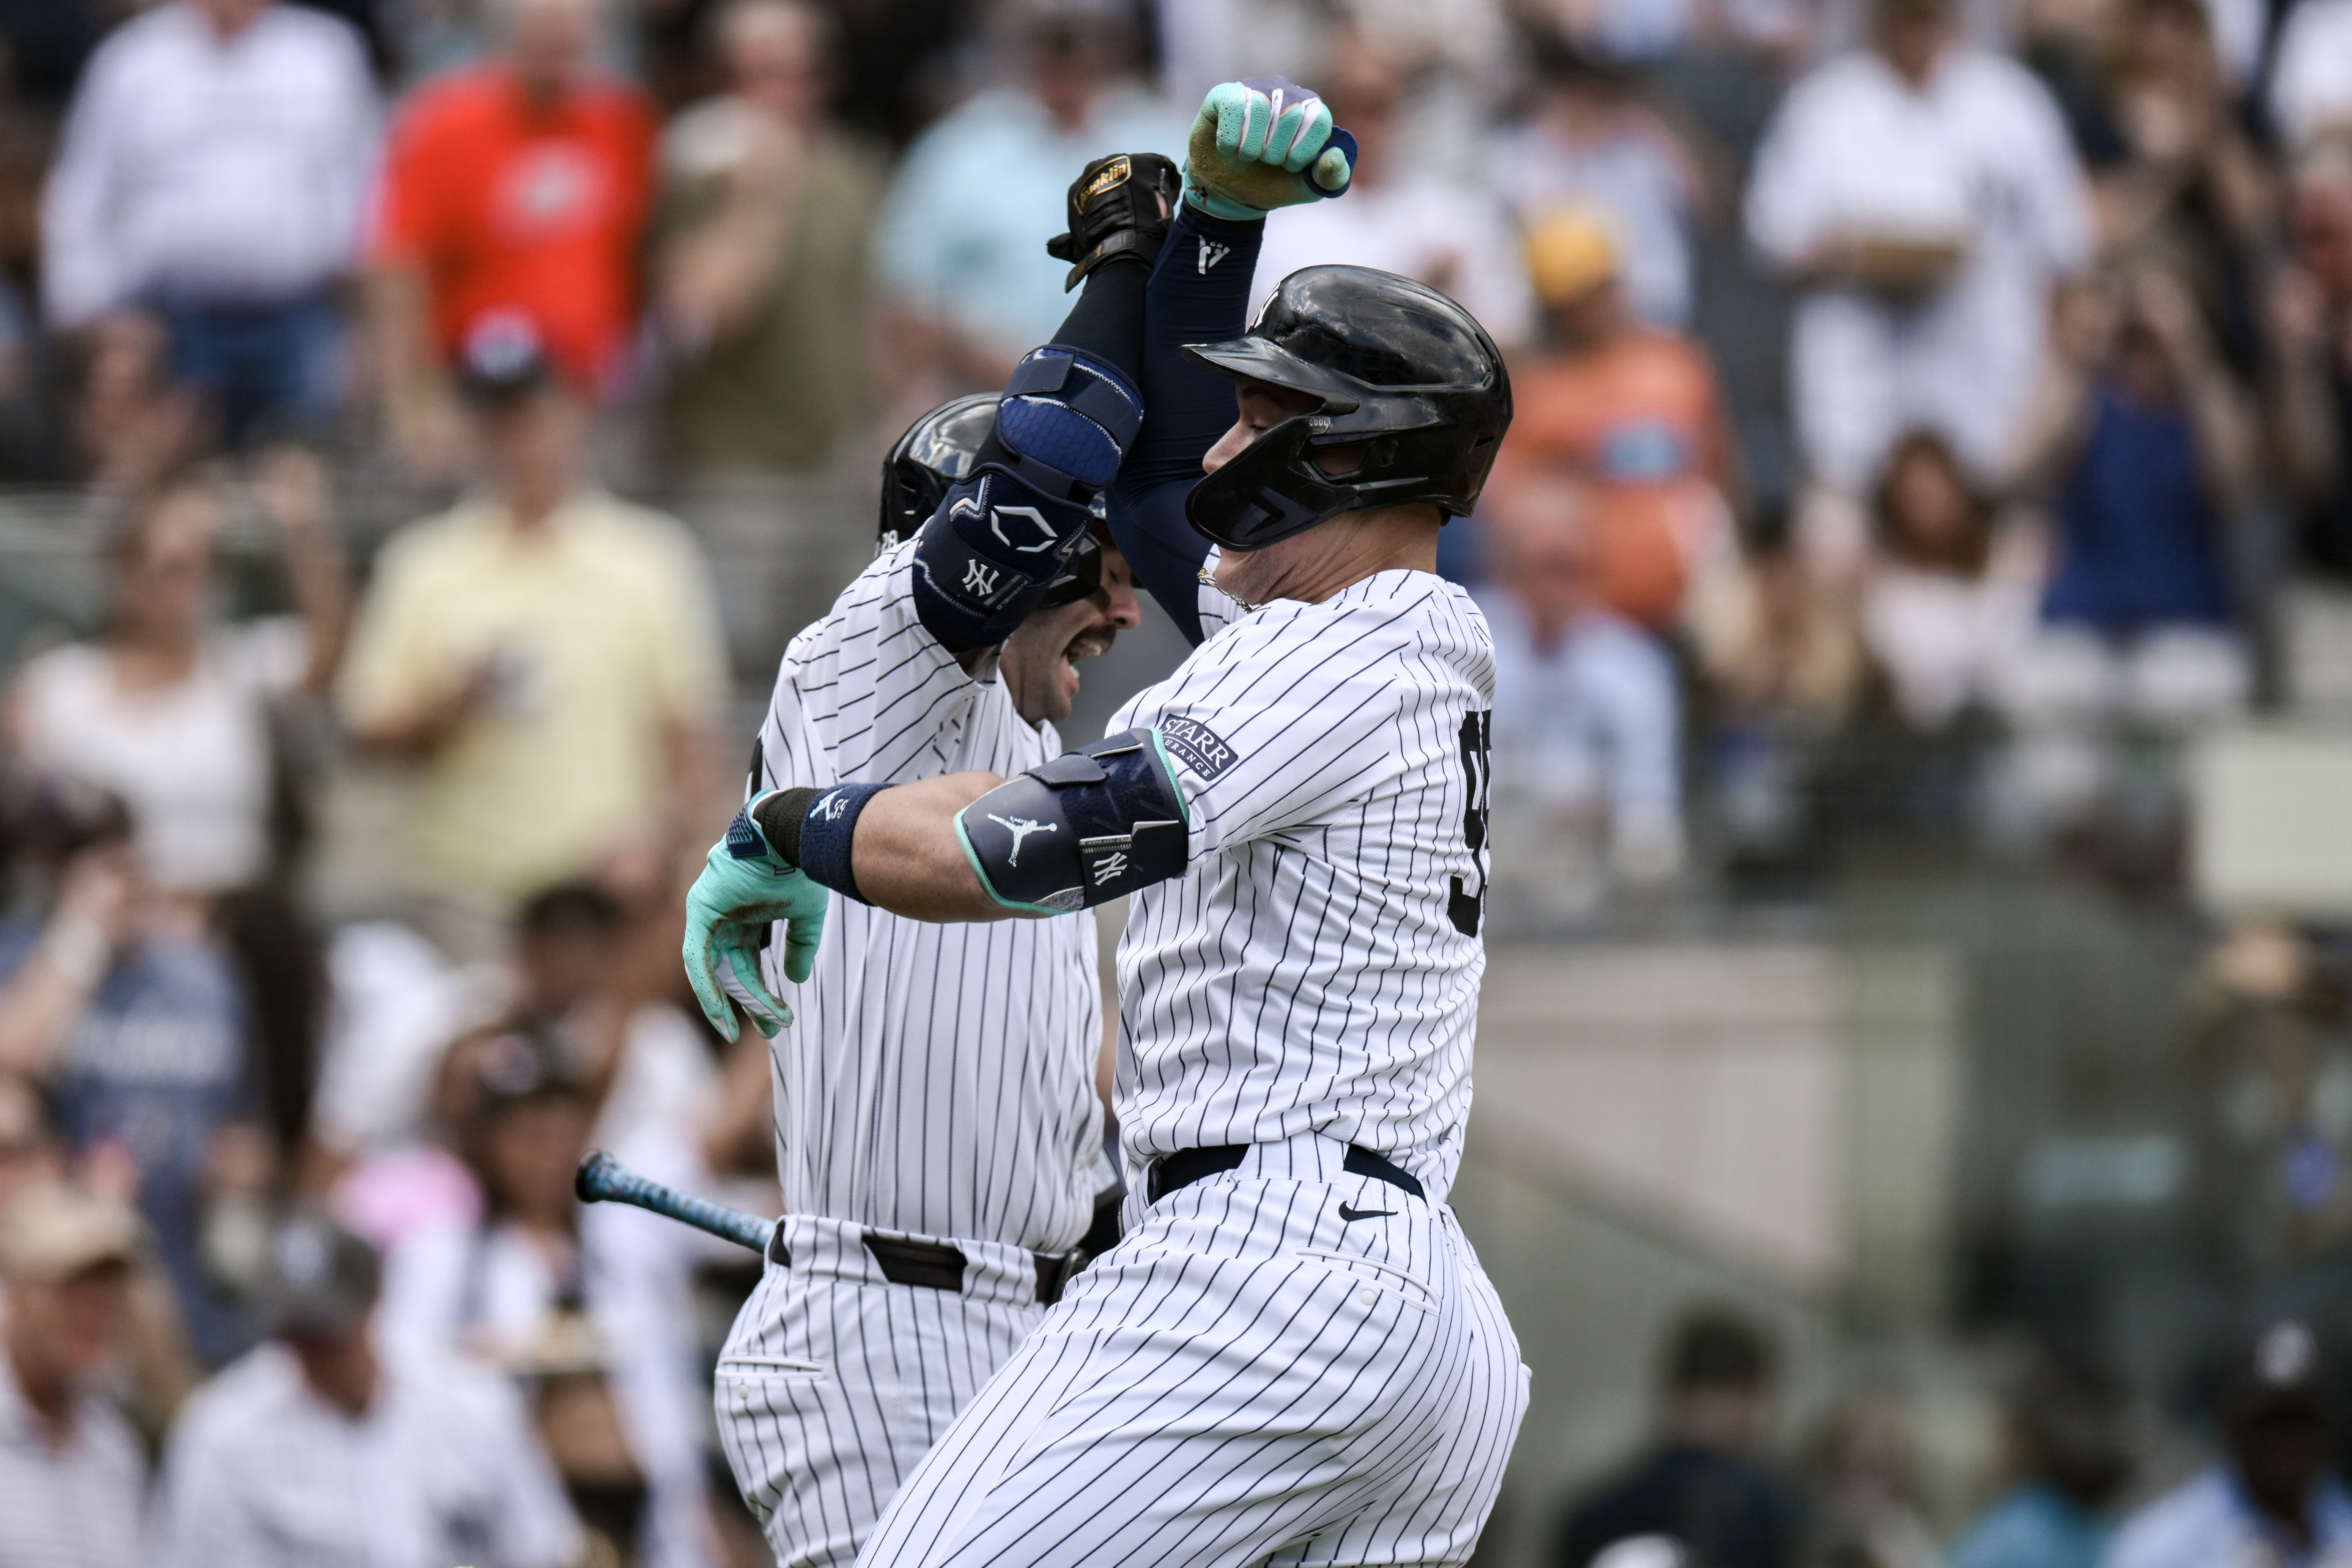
[1557,1304,2352,1568]
[0,0,2342,1563]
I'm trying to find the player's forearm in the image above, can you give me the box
[848,773,1017,922]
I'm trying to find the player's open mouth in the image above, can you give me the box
[1059,625,1115,698]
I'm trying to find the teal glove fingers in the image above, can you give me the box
[1185,77,1351,220]
[717,930,792,1039]
[682,800,832,1041]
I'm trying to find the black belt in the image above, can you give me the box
[766,1225,1080,1305]
[1146,1143,1425,1204]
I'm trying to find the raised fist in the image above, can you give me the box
[1183,77,1357,221]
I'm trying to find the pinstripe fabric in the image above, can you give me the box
[1109,570,1496,1207]
[856,1134,1527,1568]
[716,1219,1047,1568]
[750,543,1103,1252]
[853,572,1524,1568]
[718,545,1107,1567]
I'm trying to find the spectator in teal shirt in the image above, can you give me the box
[1949,1351,2132,1568]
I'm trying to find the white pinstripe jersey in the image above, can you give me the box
[1108,568,1496,1201]
[753,544,1103,1253]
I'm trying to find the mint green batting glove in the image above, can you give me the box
[1183,76,1357,221]
[683,793,830,1042]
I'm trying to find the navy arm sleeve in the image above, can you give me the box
[1107,205,1264,645]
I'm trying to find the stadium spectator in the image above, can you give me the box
[1480,477,1686,908]
[872,0,1183,397]
[1557,1307,1806,1568]
[0,785,256,1366]
[1798,1391,1941,1568]
[1858,429,2035,731]
[1946,1351,2132,1568]
[2272,139,2352,581]
[338,317,726,960]
[365,0,656,476]
[655,0,889,671]
[0,1182,146,1568]
[1487,39,1705,329]
[2092,0,2272,378]
[507,880,715,1198]
[2269,0,2352,151]
[1745,0,2090,508]
[379,1027,710,1568]
[656,0,882,475]
[42,0,379,450]
[1488,205,1740,633]
[1248,26,1534,349]
[8,452,349,900]
[151,1210,581,1568]
[2002,264,2253,828]
[2108,1320,2352,1568]
[0,1078,60,1222]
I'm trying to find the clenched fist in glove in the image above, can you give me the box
[682,793,830,1041]
[1183,77,1357,221]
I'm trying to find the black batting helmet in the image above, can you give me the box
[1182,265,1512,552]
[878,393,1103,608]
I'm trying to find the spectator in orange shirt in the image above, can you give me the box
[365,0,656,477]
[1488,206,1743,633]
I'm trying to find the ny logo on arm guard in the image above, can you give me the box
[955,730,1191,914]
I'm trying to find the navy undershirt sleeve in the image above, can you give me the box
[1107,205,1264,645]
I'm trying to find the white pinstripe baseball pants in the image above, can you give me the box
[853,1133,1529,1568]
[715,1216,1048,1568]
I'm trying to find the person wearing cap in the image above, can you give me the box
[151,1210,581,1568]
[2108,1320,2352,1568]
[0,1182,148,1568]
[1487,203,1741,635]
[365,0,656,477]
[338,312,727,960]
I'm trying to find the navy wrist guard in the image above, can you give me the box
[954,730,1190,914]
[911,346,1143,652]
[792,782,888,903]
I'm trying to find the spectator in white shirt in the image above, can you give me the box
[0,1182,147,1568]
[2270,0,2352,151]
[42,0,379,449]
[1248,25,1535,348]
[152,1211,581,1568]
[7,451,351,901]
[1859,428,2037,730]
[1746,0,2091,500]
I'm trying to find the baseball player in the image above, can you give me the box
[690,153,1179,1568]
[682,77,1527,1568]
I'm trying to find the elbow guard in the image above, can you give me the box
[912,346,1144,652]
[954,729,1189,913]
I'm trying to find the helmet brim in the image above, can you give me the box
[1181,338,1364,415]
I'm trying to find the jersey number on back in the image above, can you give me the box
[1448,709,1492,937]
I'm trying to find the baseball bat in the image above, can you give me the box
[575,1149,776,1256]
